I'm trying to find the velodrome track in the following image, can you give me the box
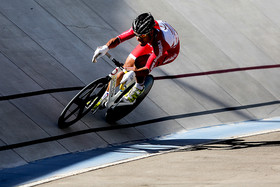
[1,0,280,186]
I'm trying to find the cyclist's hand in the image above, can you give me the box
[92,45,109,63]
[120,71,136,84]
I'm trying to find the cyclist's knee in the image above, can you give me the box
[117,71,125,79]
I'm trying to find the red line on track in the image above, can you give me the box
[154,64,280,80]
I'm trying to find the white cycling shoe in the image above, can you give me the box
[122,85,145,104]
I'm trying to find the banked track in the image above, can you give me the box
[1,0,280,175]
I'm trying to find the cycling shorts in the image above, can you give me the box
[129,42,180,71]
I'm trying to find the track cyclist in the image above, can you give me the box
[92,12,180,106]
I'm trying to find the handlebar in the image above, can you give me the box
[105,53,124,68]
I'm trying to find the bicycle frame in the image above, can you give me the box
[104,53,135,109]
[58,52,154,127]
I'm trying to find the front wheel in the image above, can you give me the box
[58,77,109,128]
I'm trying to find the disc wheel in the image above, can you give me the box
[105,75,154,123]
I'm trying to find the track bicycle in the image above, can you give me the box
[58,53,154,129]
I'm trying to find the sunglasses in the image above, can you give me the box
[134,33,149,38]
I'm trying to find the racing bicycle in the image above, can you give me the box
[58,53,154,129]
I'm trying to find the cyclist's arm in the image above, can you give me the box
[106,37,121,49]
[135,67,150,77]
[145,32,171,72]
[144,46,162,72]
[106,28,135,49]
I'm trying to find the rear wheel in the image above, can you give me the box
[58,77,109,128]
[105,75,154,123]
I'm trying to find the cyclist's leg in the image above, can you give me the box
[121,46,152,103]
[115,44,152,87]
[134,54,150,84]
[115,55,136,87]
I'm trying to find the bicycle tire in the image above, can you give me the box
[105,75,154,123]
[58,77,109,128]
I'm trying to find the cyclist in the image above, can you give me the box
[92,12,180,104]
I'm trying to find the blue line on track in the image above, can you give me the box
[1,117,280,186]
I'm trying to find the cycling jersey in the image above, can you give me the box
[118,20,180,71]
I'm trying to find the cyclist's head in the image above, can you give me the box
[132,13,155,36]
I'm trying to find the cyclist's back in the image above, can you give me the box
[117,19,180,71]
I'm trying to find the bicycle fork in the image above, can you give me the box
[105,67,125,108]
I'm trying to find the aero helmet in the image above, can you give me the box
[132,13,155,36]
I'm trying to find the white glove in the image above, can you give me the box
[92,45,109,63]
[120,71,136,84]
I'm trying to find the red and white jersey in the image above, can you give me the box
[155,20,179,48]
[118,20,180,71]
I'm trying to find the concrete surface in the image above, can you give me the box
[34,130,280,187]
[1,0,280,183]
[0,117,278,186]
